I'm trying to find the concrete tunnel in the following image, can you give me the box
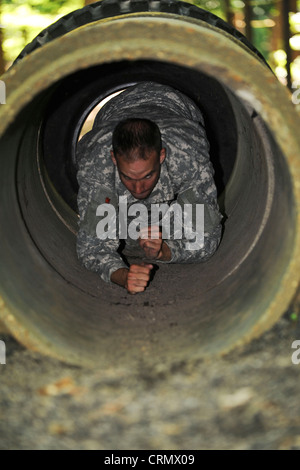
[0,0,299,367]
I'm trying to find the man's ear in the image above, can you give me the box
[160,148,166,164]
[111,150,117,166]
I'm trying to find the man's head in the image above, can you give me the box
[111,118,166,200]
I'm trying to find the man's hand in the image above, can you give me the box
[139,226,163,259]
[111,264,153,294]
[126,263,153,294]
[139,226,172,261]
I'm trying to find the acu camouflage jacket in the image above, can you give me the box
[76,82,222,283]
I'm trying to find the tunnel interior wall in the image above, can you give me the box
[0,57,297,366]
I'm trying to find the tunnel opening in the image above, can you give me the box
[40,61,238,214]
[0,10,299,367]
[78,89,125,141]
[0,58,294,366]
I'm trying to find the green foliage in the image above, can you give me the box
[290,312,298,322]
[1,0,82,64]
[2,0,80,15]
[186,0,225,19]
[0,0,299,82]
[24,0,72,15]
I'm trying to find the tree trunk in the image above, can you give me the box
[282,0,292,89]
[0,0,5,75]
[244,0,253,44]
[290,0,299,63]
[223,0,234,27]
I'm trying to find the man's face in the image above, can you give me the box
[111,148,166,200]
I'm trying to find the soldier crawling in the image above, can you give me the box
[76,82,222,294]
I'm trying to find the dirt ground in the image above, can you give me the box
[0,290,300,451]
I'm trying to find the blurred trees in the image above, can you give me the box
[193,0,300,87]
[0,0,5,75]
[0,0,299,88]
[0,0,82,67]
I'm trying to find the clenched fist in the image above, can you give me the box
[125,263,153,294]
[139,226,163,260]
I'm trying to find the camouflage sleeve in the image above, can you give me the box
[76,177,128,284]
[164,229,222,264]
[76,229,128,283]
[159,116,223,264]
[159,183,222,264]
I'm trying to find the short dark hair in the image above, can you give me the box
[112,118,162,160]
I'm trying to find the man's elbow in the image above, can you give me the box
[187,223,222,262]
[203,224,222,260]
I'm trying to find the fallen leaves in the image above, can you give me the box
[38,377,86,397]
[218,387,255,410]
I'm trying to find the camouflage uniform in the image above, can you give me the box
[76,82,222,284]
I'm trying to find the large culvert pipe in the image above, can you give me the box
[0,0,299,367]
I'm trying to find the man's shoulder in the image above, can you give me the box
[80,128,114,181]
[77,123,113,157]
